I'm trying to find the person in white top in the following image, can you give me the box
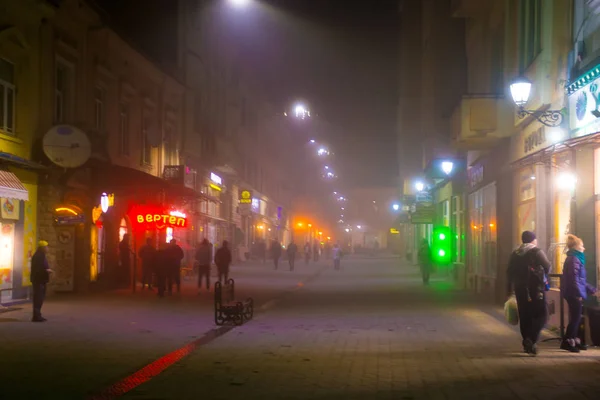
[332,243,343,270]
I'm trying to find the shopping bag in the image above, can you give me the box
[504,295,519,326]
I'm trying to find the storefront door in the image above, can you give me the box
[0,221,15,302]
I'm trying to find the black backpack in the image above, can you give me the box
[525,248,546,301]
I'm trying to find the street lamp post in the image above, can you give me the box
[510,77,563,127]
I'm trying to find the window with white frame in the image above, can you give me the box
[94,86,105,131]
[141,112,152,165]
[119,104,129,156]
[0,58,15,135]
[55,58,73,123]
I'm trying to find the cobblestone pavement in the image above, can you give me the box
[0,260,325,400]
[117,257,600,400]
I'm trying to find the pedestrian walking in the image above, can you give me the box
[119,234,132,286]
[287,241,298,271]
[30,240,53,322]
[155,244,168,298]
[195,239,212,293]
[166,239,184,295]
[560,234,597,352]
[304,242,311,264]
[417,239,432,285]
[138,237,156,291]
[313,240,320,262]
[271,240,282,270]
[506,231,551,355]
[215,240,232,283]
[332,243,343,270]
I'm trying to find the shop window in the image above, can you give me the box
[469,183,497,278]
[0,221,15,296]
[0,58,15,135]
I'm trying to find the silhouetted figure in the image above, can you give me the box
[31,240,53,322]
[155,244,168,298]
[215,240,232,283]
[119,234,132,286]
[313,240,320,262]
[304,242,311,264]
[166,239,184,294]
[138,237,156,290]
[287,241,298,271]
[196,239,213,292]
[271,240,282,270]
[417,239,432,285]
[332,243,343,270]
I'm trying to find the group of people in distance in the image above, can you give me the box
[138,237,233,296]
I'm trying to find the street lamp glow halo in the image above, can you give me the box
[510,77,532,106]
[228,0,250,7]
[441,161,454,175]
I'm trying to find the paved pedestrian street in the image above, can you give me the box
[3,257,600,400]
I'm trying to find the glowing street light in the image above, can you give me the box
[228,0,250,7]
[345,228,350,233]
[356,225,362,229]
[441,161,454,175]
[294,103,310,119]
[392,203,400,211]
[310,139,316,144]
[415,181,425,192]
[318,148,329,156]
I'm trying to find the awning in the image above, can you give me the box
[0,170,29,201]
[0,151,46,169]
[92,162,212,201]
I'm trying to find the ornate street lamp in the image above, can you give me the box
[510,77,563,127]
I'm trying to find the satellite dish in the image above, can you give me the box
[43,125,91,168]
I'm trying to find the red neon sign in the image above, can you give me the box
[129,205,188,230]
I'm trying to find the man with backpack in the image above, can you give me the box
[506,231,551,355]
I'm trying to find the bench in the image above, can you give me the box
[214,279,253,326]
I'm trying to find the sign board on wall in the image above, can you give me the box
[239,190,252,204]
[509,122,567,164]
[569,74,600,137]
[411,203,434,224]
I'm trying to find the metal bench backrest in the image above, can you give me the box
[214,279,235,304]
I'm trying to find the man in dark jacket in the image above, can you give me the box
[119,234,132,286]
[215,240,232,283]
[287,241,298,271]
[417,239,432,285]
[271,240,282,270]
[30,240,53,322]
[166,239,185,294]
[196,239,212,292]
[138,238,156,290]
[506,231,551,355]
[155,244,168,298]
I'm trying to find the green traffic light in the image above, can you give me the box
[432,226,452,265]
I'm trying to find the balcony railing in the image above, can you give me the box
[163,165,196,190]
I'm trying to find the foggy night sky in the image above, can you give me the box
[231,0,399,188]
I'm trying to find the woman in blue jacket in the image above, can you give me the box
[561,234,597,352]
